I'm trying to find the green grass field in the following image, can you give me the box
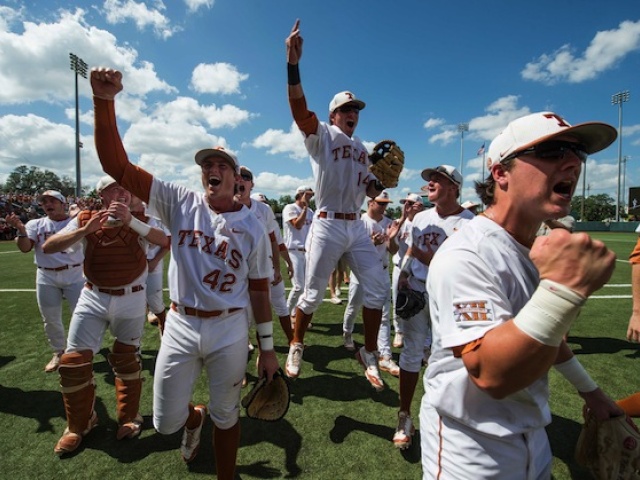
[1,232,639,479]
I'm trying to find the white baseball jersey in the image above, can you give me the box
[360,213,392,269]
[305,122,374,213]
[148,180,272,311]
[146,214,170,263]
[25,216,84,269]
[406,207,474,292]
[424,215,550,437]
[282,202,313,250]
[391,219,412,267]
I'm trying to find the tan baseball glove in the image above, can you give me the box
[575,413,640,479]
[241,369,290,421]
[369,140,404,189]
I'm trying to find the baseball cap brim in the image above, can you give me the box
[37,191,66,204]
[517,122,618,156]
[194,148,239,173]
[421,168,461,187]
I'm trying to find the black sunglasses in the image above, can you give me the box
[240,173,253,181]
[336,105,360,114]
[505,141,588,163]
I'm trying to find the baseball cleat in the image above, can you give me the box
[54,410,98,456]
[147,312,159,326]
[378,356,400,377]
[343,332,355,351]
[356,347,385,392]
[329,297,342,305]
[285,342,304,379]
[181,405,207,463]
[45,351,63,373]
[393,411,415,449]
[392,332,404,348]
[116,413,143,440]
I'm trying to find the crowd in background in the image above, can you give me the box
[0,193,102,240]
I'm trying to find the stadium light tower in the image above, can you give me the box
[612,90,630,222]
[70,53,88,198]
[457,123,469,202]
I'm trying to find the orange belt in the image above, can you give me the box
[318,211,357,220]
[38,263,82,271]
[85,282,144,296]
[170,302,242,318]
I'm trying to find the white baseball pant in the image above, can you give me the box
[287,249,306,315]
[398,302,432,373]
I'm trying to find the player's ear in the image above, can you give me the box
[492,163,509,188]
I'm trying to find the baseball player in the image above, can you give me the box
[285,20,390,391]
[5,190,85,372]
[393,166,473,450]
[420,112,623,478]
[342,191,399,382]
[282,186,314,319]
[130,195,170,334]
[236,168,293,343]
[43,176,169,455]
[90,67,278,480]
[388,193,424,348]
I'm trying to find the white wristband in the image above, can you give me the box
[554,356,598,393]
[128,216,151,237]
[513,279,586,346]
[256,321,274,351]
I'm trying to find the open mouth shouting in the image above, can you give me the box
[553,180,574,200]
[208,175,222,187]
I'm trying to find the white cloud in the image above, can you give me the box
[423,118,444,129]
[251,122,308,161]
[253,171,314,198]
[103,0,179,39]
[190,63,249,95]
[183,0,214,13]
[522,20,640,85]
[0,8,175,105]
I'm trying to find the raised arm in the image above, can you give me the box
[286,19,317,136]
[91,68,153,203]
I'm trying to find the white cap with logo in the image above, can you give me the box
[250,192,268,203]
[400,193,422,204]
[486,112,617,169]
[373,190,392,203]
[329,91,366,113]
[296,185,314,195]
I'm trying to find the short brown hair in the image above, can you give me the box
[474,158,516,206]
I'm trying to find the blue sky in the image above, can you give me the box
[0,0,639,207]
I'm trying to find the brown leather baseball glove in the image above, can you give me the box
[369,140,404,189]
[575,413,640,479]
[241,369,290,421]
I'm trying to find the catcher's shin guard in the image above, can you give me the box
[108,341,143,439]
[55,350,97,455]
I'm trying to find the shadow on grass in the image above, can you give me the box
[567,335,640,358]
[329,414,421,464]
[547,414,592,479]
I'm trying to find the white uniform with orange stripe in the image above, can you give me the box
[282,202,313,315]
[24,216,85,352]
[149,179,272,432]
[421,215,552,479]
[299,122,389,313]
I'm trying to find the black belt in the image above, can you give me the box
[38,263,82,271]
[171,302,242,318]
[85,282,144,296]
[318,211,357,220]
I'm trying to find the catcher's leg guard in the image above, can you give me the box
[108,341,143,440]
[54,350,97,456]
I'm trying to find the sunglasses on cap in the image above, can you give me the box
[504,141,588,163]
[335,105,360,114]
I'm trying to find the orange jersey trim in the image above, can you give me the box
[289,96,319,136]
[452,338,484,358]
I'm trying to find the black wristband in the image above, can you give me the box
[287,63,300,85]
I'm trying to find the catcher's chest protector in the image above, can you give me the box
[78,210,148,287]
